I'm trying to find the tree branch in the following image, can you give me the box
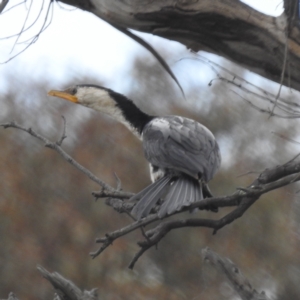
[95,168,300,268]
[56,0,300,93]
[2,120,300,268]
[37,266,98,300]
[0,121,124,196]
[202,248,271,300]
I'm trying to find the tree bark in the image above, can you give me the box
[202,248,271,300]
[57,0,300,92]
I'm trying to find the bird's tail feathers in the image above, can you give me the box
[131,175,207,220]
[131,175,173,220]
[158,177,203,218]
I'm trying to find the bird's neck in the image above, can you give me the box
[108,90,154,137]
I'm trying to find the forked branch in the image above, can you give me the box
[37,266,98,300]
[202,248,271,300]
[1,120,300,269]
[0,120,128,198]
[96,168,300,269]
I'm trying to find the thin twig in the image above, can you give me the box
[272,131,300,145]
[232,90,300,119]
[236,171,261,178]
[180,54,300,118]
[3,119,300,268]
[202,248,271,300]
[10,0,34,54]
[1,0,53,64]
[128,247,149,269]
[270,27,289,116]
[56,115,67,146]
[113,172,122,191]
[0,1,45,41]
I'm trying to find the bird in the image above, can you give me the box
[48,84,221,219]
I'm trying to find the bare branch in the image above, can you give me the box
[93,163,300,268]
[270,28,289,116]
[0,121,120,194]
[56,115,67,146]
[3,119,300,268]
[58,0,300,93]
[10,0,34,54]
[184,54,300,118]
[1,292,19,300]
[113,172,122,191]
[109,24,185,99]
[1,0,53,64]
[37,265,98,300]
[92,190,134,200]
[272,131,300,145]
[0,1,25,15]
[90,213,158,258]
[128,247,149,269]
[254,160,300,185]
[232,90,300,119]
[0,1,44,40]
[202,248,271,300]
[127,195,257,268]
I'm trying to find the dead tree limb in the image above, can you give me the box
[97,170,300,269]
[0,292,19,300]
[0,121,131,199]
[202,248,271,300]
[37,266,98,300]
[1,266,98,300]
[2,120,300,268]
[53,0,300,93]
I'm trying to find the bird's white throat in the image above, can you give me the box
[77,87,141,138]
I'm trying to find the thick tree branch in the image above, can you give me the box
[2,120,300,268]
[253,158,300,185]
[56,0,300,93]
[37,266,98,300]
[1,266,98,300]
[109,23,185,97]
[95,168,300,268]
[202,248,270,300]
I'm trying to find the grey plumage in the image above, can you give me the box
[130,175,173,219]
[143,116,220,181]
[132,115,221,219]
[48,85,220,220]
[158,176,203,218]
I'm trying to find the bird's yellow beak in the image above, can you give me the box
[48,90,78,103]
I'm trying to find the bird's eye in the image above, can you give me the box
[71,87,77,95]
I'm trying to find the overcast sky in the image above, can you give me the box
[0,0,284,94]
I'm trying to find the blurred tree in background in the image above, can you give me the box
[0,47,300,300]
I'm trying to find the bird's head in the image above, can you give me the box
[48,84,153,136]
[48,84,119,113]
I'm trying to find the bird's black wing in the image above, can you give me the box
[142,116,221,182]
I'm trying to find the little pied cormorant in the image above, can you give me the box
[48,85,221,219]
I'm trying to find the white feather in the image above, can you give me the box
[77,87,140,137]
